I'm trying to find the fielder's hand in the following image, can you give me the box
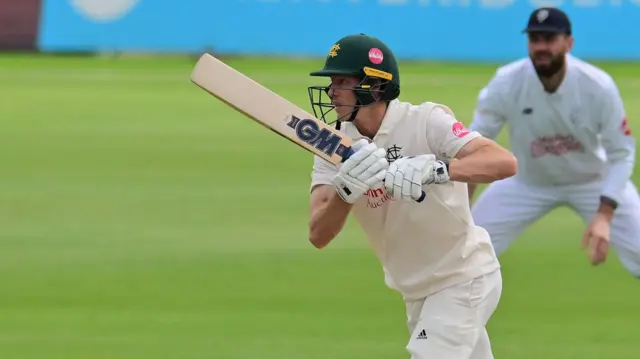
[384,154,450,202]
[332,139,389,204]
[582,213,611,266]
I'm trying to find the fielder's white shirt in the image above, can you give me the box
[310,99,500,301]
[470,54,636,204]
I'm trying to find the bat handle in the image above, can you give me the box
[342,147,426,203]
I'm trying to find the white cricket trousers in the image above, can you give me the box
[472,177,640,277]
[404,269,502,359]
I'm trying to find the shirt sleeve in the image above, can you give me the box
[426,105,482,161]
[310,155,339,193]
[468,75,509,140]
[598,82,636,205]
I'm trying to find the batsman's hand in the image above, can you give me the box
[384,154,450,202]
[333,139,389,204]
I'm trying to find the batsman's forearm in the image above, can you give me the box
[449,148,517,183]
[309,191,353,249]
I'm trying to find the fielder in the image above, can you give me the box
[307,33,518,359]
[468,7,640,277]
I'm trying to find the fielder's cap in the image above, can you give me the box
[522,7,572,34]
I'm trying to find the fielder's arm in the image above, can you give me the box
[597,81,636,218]
[465,79,510,201]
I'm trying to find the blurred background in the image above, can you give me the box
[1,1,639,359]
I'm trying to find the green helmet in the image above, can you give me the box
[308,33,401,125]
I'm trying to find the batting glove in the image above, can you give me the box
[333,139,389,204]
[384,154,450,202]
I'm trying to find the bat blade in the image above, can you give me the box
[189,53,352,165]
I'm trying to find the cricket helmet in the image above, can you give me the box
[308,33,401,126]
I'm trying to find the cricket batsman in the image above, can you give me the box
[468,7,640,277]
[306,33,518,359]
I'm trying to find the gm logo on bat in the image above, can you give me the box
[286,115,351,160]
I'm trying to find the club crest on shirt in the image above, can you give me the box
[386,144,402,163]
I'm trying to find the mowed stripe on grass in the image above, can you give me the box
[0,55,639,359]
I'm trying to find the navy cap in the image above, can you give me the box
[523,7,572,34]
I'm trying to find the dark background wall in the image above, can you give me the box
[0,0,41,51]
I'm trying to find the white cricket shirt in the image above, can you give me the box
[470,54,635,204]
[310,99,500,301]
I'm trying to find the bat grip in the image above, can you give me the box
[342,147,426,203]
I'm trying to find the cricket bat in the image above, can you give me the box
[189,53,425,203]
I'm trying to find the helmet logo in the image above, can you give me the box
[368,48,383,64]
[328,44,340,58]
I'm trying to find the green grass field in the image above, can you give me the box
[1,54,639,359]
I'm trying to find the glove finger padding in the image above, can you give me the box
[365,164,388,188]
[349,148,387,178]
[401,166,416,199]
[357,156,388,183]
[384,157,430,201]
[333,139,391,204]
[383,163,396,195]
[411,165,424,200]
[341,142,378,174]
[391,162,405,198]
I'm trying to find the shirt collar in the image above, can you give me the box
[343,99,404,144]
[373,99,404,141]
